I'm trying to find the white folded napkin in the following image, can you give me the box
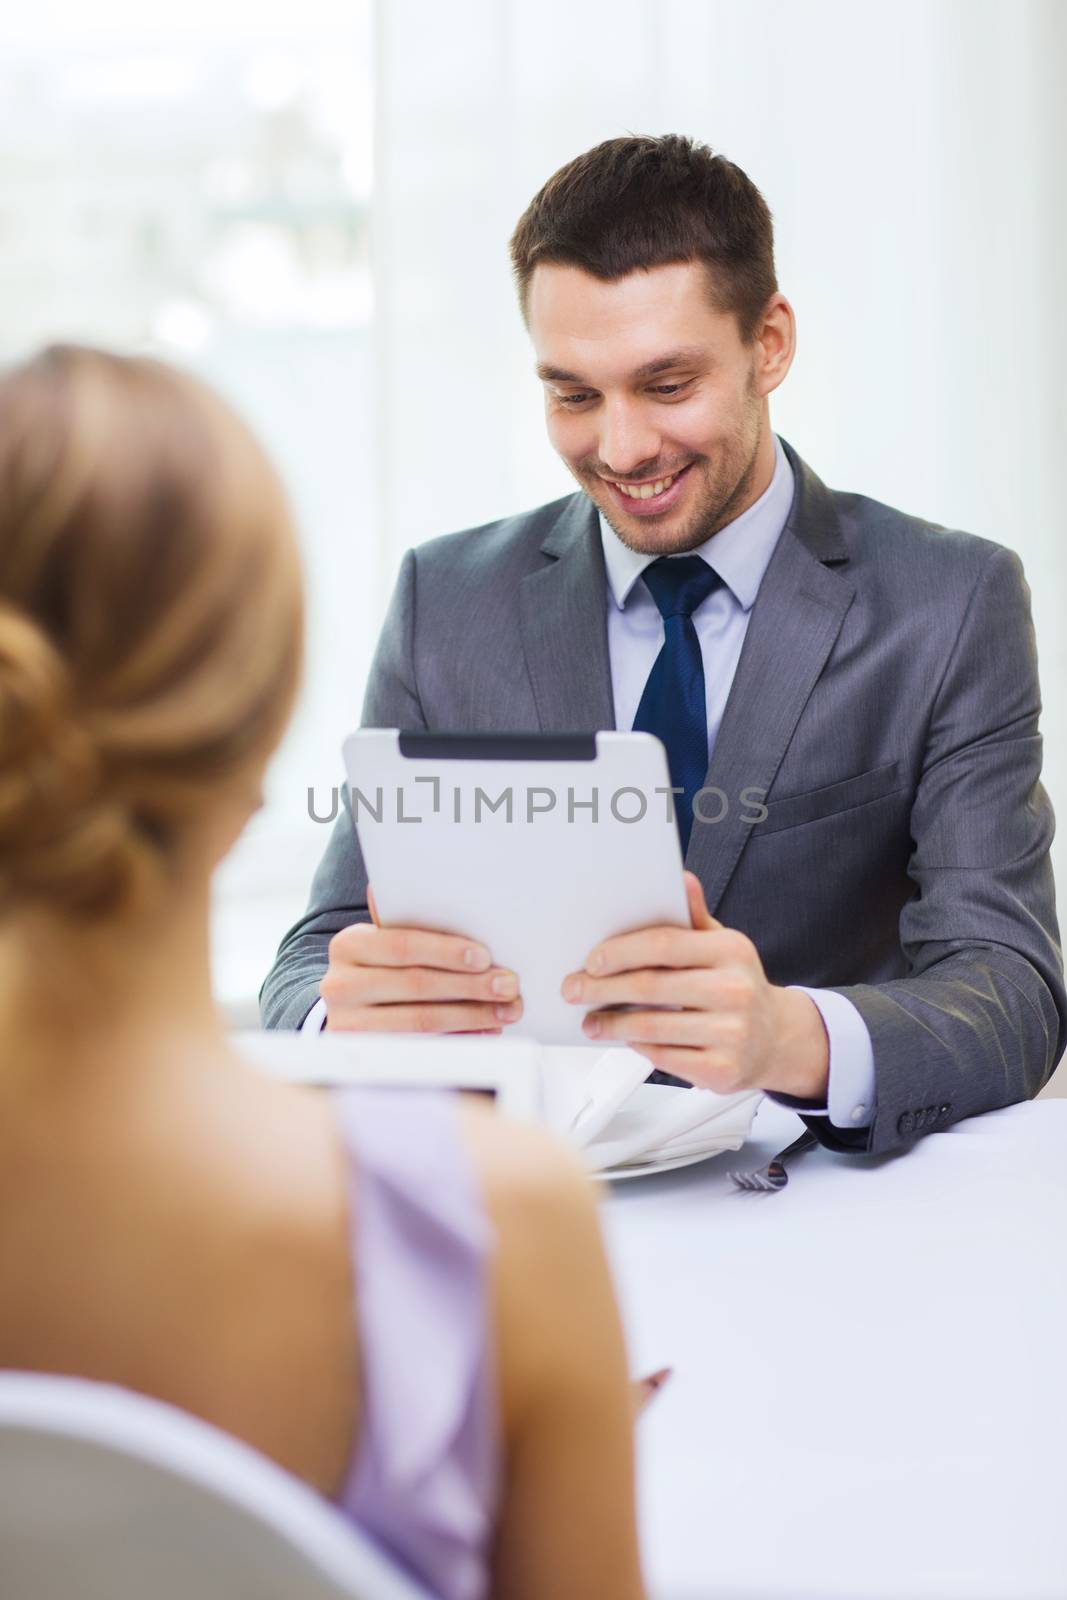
[536,1046,761,1173]
[537,1046,652,1144]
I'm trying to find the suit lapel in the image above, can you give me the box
[519,494,616,732]
[686,445,856,913]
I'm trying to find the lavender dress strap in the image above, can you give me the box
[331,1088,500,1600]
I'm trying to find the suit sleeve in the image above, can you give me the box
[258,550,427,1028]
[816,544,1066,1155]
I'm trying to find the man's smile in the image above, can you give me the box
[600,462,694,516]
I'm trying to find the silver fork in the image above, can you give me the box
[729,1129,819,1192]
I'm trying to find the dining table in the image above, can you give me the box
[601,1095,1067,1600]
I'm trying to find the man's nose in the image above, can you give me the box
[597,401,661,480]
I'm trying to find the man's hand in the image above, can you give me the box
[321,886,523,1034]
[561,872,829,1099]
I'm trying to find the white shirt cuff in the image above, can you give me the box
[302,997,328,1033]
[790,987,876,1129]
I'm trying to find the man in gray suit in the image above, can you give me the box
[262,134,1064,1156]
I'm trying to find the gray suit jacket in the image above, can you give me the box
[261,441,1066,1156]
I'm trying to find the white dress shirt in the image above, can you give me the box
[308,437,877,1130]
[598,436,875,1130]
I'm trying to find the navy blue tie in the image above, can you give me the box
[632,556,722,855]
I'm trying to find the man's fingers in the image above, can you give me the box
[584,1007,725,1046]
[322,919,521,1035]
[367,883,380,927]
[562,966,749,1009]
[326,999,523,1035]
[332,965,520,1008]
[584,924,751,977]
[329,920,492,973]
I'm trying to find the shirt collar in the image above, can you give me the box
[598,434,795,613]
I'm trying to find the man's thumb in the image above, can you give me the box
[684,870,721,931]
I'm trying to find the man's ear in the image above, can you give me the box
[753,293,796,398]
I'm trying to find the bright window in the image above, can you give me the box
[0,2,376,1020]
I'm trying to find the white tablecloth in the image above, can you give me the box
[602,1098,1067,1600]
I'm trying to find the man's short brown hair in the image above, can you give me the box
[510,134,777,342]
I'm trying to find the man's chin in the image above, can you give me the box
[593,497,708,557]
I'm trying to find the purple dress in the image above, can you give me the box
[331,1088,500,1600]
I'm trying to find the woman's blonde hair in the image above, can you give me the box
[0,345,304,920]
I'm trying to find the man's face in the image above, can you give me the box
[528,260,782,555]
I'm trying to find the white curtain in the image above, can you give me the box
[373,0,1067,872]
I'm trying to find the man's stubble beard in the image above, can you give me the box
[586,386,765,557]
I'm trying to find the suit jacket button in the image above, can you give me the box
[939,1103,951,1116]
[898,1111,915,1136]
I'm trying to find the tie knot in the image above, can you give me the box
[641,555,721,620]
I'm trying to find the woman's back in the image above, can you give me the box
[0,1045,362,1500]
[0,1046,644,1600]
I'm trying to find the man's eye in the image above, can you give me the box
[650,381,691,397]
[556,391,593,406]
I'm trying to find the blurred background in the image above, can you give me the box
[3,0,1064,1044]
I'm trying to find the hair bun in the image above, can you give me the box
[0,599,74,749]
[0,603,151,914]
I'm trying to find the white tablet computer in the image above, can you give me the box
[342,729,689,1046]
